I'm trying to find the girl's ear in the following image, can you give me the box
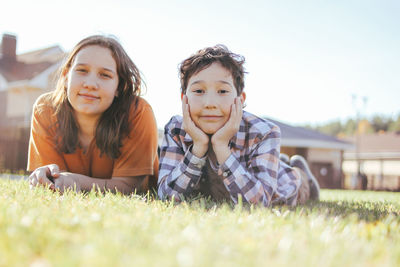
[62,68,69,85]
[181,92,184,100]
[62,68,69,78]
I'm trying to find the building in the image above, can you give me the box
[0,33,65,171]
[342,132,400,191]
[268,118,353,189]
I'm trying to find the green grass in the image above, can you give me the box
[0,176,399,267]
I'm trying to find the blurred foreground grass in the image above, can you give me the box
[0,175,399,267]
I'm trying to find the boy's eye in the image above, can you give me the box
[193,89,204,94]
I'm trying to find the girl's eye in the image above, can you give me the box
[100,73,112,79]
[76,68,87,73]
[219,89,229,94]
[193,89,204,94]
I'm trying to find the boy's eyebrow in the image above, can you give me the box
[75,63,116,74]
[189,80,233,87]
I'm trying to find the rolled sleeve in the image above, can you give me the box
[158,118,207,200]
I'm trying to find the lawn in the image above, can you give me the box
[0,175,399,267]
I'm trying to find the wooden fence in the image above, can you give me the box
[0,127,30,173]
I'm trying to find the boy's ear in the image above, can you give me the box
[239,92,246,104]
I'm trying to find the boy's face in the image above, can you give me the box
[184,62,245,134]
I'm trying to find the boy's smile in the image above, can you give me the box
[185,62,245,134]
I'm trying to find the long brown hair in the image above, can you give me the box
[49,35,142,158]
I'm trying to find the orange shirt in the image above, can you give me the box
[27,93,159,190]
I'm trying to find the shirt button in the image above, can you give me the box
[201,178,205,182]
[223,172,228,177]
[190,183,194,188]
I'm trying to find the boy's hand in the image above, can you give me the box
[29,164,60,191]
[182,95,209,158]
[211,97,243,164]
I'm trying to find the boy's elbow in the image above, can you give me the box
[157,186,182,203]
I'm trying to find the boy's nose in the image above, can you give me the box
[204,92,217,107]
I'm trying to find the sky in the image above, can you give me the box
[1,0,399,128]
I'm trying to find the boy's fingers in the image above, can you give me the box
[182,104,190,126]
[236,98,242,123]
[236,97,241,112]
[229,101,238,125]
[181,96,186,113]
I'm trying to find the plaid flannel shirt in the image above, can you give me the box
[158,111,301,206]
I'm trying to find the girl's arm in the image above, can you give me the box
[54,173,147,194]
[28,164,148,194]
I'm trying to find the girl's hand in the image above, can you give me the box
[211,97,243,163]
[29,164,60,190]
[182,95,209,158]
[54,173,81,193]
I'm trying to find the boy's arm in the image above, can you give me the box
[157,119,207,201]
[218,126,299,207]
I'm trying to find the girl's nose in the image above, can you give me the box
[83,74,99,89]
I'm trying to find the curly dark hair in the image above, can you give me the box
[48,35,142,159]
[179,44,246,94]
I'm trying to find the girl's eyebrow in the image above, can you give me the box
[75,63,116,74]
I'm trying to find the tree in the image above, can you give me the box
[343,119,357,136]
[388,113,400,132]
[315,120,343,136]
[370,114,393,132]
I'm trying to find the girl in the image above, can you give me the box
[27,35,158,194]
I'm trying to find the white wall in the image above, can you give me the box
[343,159,400,176]
[6,86,44,120]
[307,148,342,170]
[0,74,7,91]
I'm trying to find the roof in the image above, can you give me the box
[17,45,65,64]
[343,132,400,160]
[0,42,65,83]
[0,60,55,82]
[266,118,353,150]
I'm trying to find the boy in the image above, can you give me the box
[158,45,319,206]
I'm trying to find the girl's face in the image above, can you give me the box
[67,45,119,120]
